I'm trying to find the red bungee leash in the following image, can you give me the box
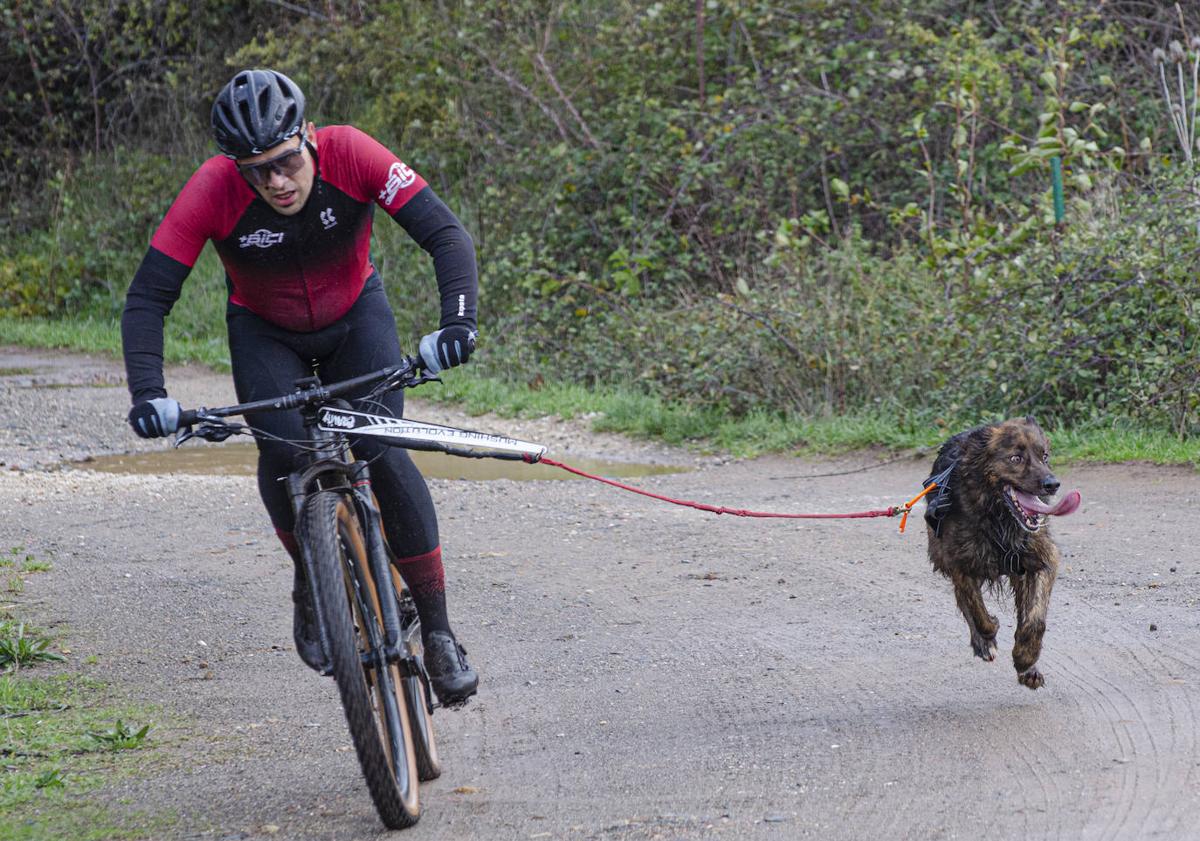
[523,454,937,533]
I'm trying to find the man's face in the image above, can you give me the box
[235,124,315,216]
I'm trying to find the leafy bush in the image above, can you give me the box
[939,170,1200,434]
[5,0,1200,438]
[0,151,190,317]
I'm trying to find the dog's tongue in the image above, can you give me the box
[1015,489,1082,517]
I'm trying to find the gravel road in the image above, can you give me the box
[2,345,1198,841]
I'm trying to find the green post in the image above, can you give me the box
[1050,156,1065,225]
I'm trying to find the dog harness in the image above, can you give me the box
[921,461,1027,576]
[921,463,956,537]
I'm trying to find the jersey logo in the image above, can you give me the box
[239,229,285,249]
[379,161,416,206]
[320,207,337,230]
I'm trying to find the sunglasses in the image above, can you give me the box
[236,136,308,187]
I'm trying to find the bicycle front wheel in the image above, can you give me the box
[299,491,420,829]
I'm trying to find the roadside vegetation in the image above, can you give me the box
[3,2,1200,463]
[0,546,168,840]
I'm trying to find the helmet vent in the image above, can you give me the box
[211,69,306,158]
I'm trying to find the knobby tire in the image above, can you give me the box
[298,491,420,829]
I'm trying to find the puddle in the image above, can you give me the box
[76,442,687,481]
[15,380,123,389]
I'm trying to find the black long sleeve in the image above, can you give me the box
[121,246,191,404]
[390,186,478,332]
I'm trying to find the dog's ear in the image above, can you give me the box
[964,424,992,453]
[953,424,995,470]
[1024,414,1041,429]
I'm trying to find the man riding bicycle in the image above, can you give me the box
[120,68,478,704]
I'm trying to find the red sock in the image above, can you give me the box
[394,546,450,634]
[276,529,300,562]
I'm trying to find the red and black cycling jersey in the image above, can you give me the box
[122,125,477,404]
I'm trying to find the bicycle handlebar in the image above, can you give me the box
[176,355,426,428]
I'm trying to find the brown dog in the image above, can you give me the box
[923,417,1079,690]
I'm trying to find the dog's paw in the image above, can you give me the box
[970,632,998,662]
[1018,666,1044,690]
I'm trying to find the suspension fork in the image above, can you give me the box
[284,399,408,667]
[349,461,405,660]
[351,468,432,699]
[283,399,361,674]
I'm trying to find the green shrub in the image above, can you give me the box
[6,0,1200,440]
[1,151,191,318]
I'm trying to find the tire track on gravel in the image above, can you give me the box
[1004,704,1068,841]
[1047,638,1151,840]
[1068,599,1200,841]
[1127,637,1200,838]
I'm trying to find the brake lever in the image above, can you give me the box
[196,422,239,442]
[365,367,440,403]
[174,417,241,446]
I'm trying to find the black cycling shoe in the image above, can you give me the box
[423,630,478,705]
[292,576,329,674]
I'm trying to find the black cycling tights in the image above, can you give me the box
[226,275,439,558]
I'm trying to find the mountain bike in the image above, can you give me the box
[173,357,545,829]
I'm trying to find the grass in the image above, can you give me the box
[0,615,173,840]
[88,719,151,751]
[0,545,172,839]
[0,622,65,670]
[0,242,232,372]
[409,362,927,453]
[0,547,53,575]
[1048,424,1200,465]
[0,315,230,373]
[5,313,1200,467]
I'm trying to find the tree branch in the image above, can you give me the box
[13,4,56,129]
[466,43,575,146]
[262,0,329,21]
[532,52,600,150]
[533,8,600,150]
[713,296,806,362]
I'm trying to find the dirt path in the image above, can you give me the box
[2,346,1198,841]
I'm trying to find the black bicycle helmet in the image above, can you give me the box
[211,69,306,158]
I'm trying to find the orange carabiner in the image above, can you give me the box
[898,482,937,534]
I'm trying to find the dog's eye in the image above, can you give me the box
[1009,453,1022,464]
[1042,452,1049,463]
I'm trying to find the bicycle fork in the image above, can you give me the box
[285,453,432,704]
[351,476,439,714]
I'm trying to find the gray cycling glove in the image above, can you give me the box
[419,326,477,374]
[128,397,181,439]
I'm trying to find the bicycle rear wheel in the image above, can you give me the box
[394,574,441,781]
[299,491,420,829]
